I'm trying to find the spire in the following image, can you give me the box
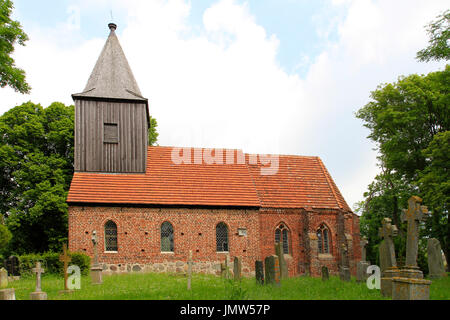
[73,23,146,101]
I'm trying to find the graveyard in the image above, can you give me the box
[2,271,449,300]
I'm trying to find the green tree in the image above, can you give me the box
[356,66,449,270]
[417,10,450,62]
[0,0,30,93]
[0,224,12,250]
[148,115,159,146]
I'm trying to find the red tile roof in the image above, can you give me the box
[67,146,351,211]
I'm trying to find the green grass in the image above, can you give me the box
[6,273,450,300]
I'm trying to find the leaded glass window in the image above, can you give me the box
[317,224,330,254]
[105,220,118,251]
[275,223,289,254]
[216,223,229,252]
[161,222,174,252]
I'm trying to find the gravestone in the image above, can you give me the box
[0,268,7,289]
[400,196,430,279]
[378,218,400,297]
[264,255,279,286]
[275,242,288,279]
[392,196,431,300]
[273,256,281,286]
[5,256,20,277]
[30,262,47,300]
[356,238,370,283]
[339,244,351,282]
[233,257,242,281]
[321,266,329,281]
[255,260,264,285]
[90,230,103,284]
[427,238,445,279]
[59,243,73,293]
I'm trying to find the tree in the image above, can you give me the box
[0,224,12,250]
[0,0,30,93]
[148,115,159,146]
[356,66,449,269]
[417,10,450,62]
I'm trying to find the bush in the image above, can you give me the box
[19,251,91,276]
[0,225,12,250]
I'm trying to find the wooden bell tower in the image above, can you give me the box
[72,23,149,173]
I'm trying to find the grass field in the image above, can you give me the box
[6,273,450,300]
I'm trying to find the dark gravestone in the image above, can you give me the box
[321,266,329,281]
[264,255,278,285]
[255,260,264,285]
[233,257,242,281]
[5,256,20,277]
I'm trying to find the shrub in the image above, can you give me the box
[0,225,12,250]
[19,251,91,276]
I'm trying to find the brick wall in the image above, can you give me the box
[68,205,359,277]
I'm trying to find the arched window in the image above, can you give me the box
[216,222,229,252]
[105,220,118,251]
[275,223,290,254]
[317,224,330,254]
[161,222,174,252]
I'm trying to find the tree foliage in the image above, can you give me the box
[416,10,450,62]
[0,101,159,254]
[356,66,450,270]
[0,0,30,93]
[0,224,12,250]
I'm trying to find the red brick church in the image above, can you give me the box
[67,23,361,277]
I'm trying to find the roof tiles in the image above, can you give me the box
[67,146,351,211]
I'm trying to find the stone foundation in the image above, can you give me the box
[100,260,256,277]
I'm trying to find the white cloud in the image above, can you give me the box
[0,0,448,210]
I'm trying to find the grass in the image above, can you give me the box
[6,273,450,300]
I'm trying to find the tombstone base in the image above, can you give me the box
[399,266,423,279]
[0,288,16,300]
[392,277,431,300]
[58,289,74,295]
[91,266,103,284]
[356,261,370,282]
[339,266,351,282]
[30,291,47,300]
[380,267,400,297]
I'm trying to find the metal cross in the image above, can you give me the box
[32,262,45,292]
[59,243,71,290]
[401,196,429,267]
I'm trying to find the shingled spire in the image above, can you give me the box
[73,23,146,101]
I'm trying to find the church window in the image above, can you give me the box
[275,223,290,254]
[317,224,330,254]
[161,222,174,252]
[216,222,229,252]
[104,123,118,143]
[105,220,118,251]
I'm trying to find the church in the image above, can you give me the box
[67,23,361,277]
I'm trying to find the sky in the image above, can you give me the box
[0,0,448,211]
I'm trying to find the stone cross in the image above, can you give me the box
[32,262,45,292]
[92,230,99,267]
[402,196,429,267]
[187,250,193,290]
[360,237,368,262]
[275,242,288,279]
[378,218,398,269]
[340,243,349,267]
[59,243,71,291]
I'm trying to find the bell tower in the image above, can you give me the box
[72,23,149,173]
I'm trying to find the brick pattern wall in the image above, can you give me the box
[68,205,360,277]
